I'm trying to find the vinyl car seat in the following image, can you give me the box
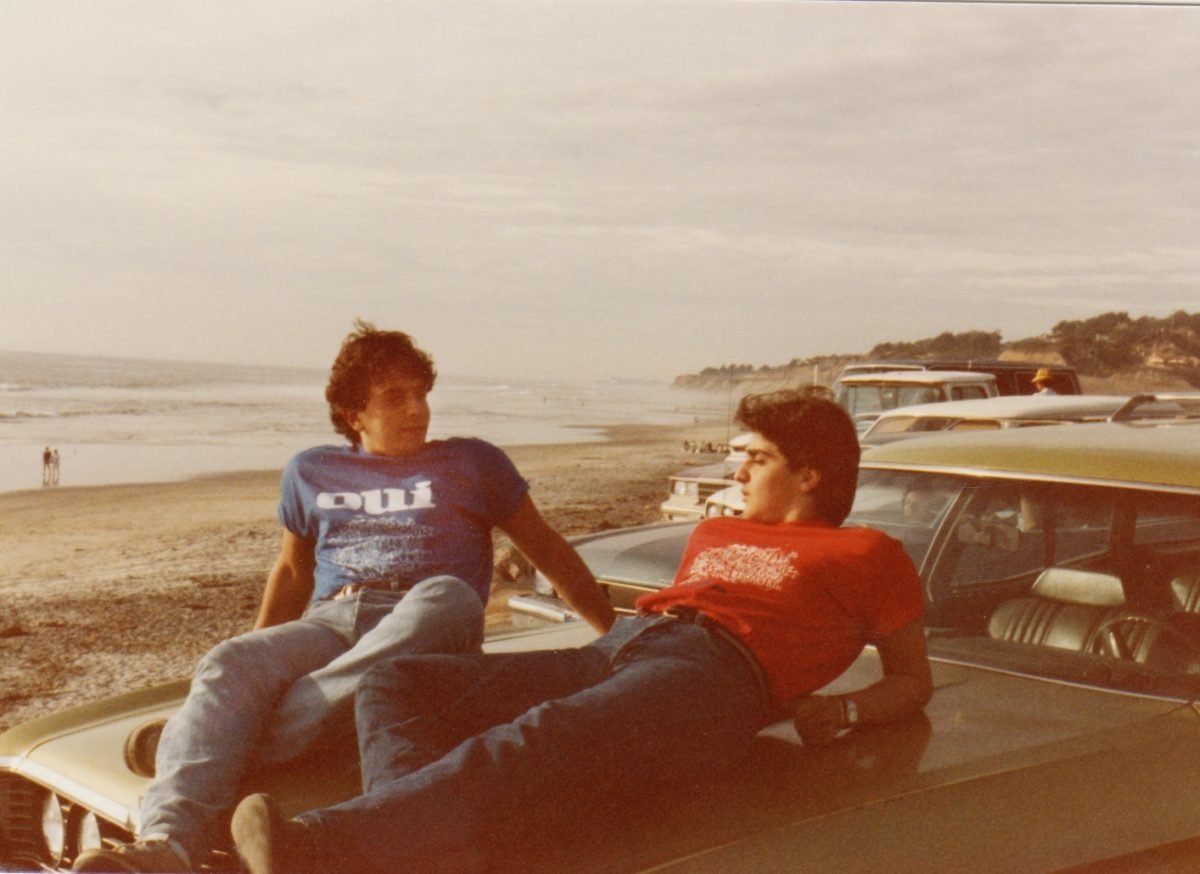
[1171,574,1200,612]
[988,567,1125,653]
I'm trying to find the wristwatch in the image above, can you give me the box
[838,696,859,731]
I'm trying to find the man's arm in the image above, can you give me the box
[253,529,317,631]
[500,495,616,633]
[791,619,932,746]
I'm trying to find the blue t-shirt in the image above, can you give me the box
[278,438,529,603]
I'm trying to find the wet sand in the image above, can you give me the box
[0,422,731,732]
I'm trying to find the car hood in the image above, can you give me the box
[5,622,1198,872]
[520,654,1200,873]
[569,521,695,590]
[0,621,598,833]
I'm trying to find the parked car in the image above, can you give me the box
[7,396,1200,872]
[833,369,1000,436]
[510,396,1200,870]
[833,358,1082,397]
[658,432,749,521]
[858,393,1131,447]
[706,392,1200,518]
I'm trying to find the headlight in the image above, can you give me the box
[71,807,103,855]
[39,792,66,866]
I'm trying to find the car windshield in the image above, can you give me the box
[849,468,1200,699]
[838,384,941,416]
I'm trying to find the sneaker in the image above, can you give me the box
[123,718,166,778]
[72,838,188,872]
[231,793,315,874]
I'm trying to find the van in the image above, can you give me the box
[834,370,999,436]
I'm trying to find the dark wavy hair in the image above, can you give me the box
[325,320,437,447]
[735,386,860,525]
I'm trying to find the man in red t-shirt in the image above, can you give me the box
[230,387,933,874]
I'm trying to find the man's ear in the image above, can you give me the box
[795,466,821,494]
[339,406,363,436]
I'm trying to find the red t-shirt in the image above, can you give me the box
[635,517,923,706]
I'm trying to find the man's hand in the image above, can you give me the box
[791,621,934,747]
[792,695,844,747]
[501,496,615,633]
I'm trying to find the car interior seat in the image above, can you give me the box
[1171,574,1200,612]
[988,567,1125,653]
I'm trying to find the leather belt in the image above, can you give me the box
[328,579,413,601]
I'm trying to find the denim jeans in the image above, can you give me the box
[302,615,770,873]
[139,575,484,864]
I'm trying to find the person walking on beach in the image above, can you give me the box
[42,446,52,486]
[74,321,614,874]
[228,387,933,874]
[50,448,60,486]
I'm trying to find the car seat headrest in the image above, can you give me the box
[1032,567,1125,607]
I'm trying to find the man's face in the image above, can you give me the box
[734,433,818,523]
[347,369,431,457]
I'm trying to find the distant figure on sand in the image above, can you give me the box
[41,446,52,487]
[50,449,60,486]
[73,320,614,874]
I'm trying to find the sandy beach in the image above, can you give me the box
[0,421,731,733]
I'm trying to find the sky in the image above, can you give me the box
[2,0,1198,383]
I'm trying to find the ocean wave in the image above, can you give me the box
[0,410,61,421]
[440,383,513,393]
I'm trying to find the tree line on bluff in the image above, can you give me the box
[686,310,1200,389]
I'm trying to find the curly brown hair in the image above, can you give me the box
[325,319,437,447]
[735,386,860,525]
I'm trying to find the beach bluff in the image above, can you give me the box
[671,312,1200,396]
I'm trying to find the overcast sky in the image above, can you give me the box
[2,0,1197,382]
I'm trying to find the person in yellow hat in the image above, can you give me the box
[1032,368,1058,395]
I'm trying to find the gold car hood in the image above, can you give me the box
[3,628,1197,872]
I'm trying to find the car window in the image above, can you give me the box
[941,482,1113,591]
[896,386,939,406]
[948,419,1001,432]
[872,415,918,434]
[841,385,943,416]
[945,484,1048,587]
[952,385,990,401]
[1133,493,1200,547]
[839,385,883,416]
[914,417,956,432]
[848,470,965,572]
[855,467,1200,698]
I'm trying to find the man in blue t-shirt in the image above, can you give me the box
[75,321,614,874]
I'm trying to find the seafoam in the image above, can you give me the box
[0,351,726,494]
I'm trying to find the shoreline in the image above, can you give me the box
[0,420,731,732]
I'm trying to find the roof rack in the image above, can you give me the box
[1108,392,1200,423]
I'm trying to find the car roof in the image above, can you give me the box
[866,394,1129,424]
[839,358,1073,372]
[837,370,997,385]
[861,420,1200,492]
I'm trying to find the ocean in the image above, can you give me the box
[0,350,728,494]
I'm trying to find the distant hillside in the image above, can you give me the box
[673,310,1200,395]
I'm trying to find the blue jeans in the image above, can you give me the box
[139,575,484,864]
[302,615,770,873]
